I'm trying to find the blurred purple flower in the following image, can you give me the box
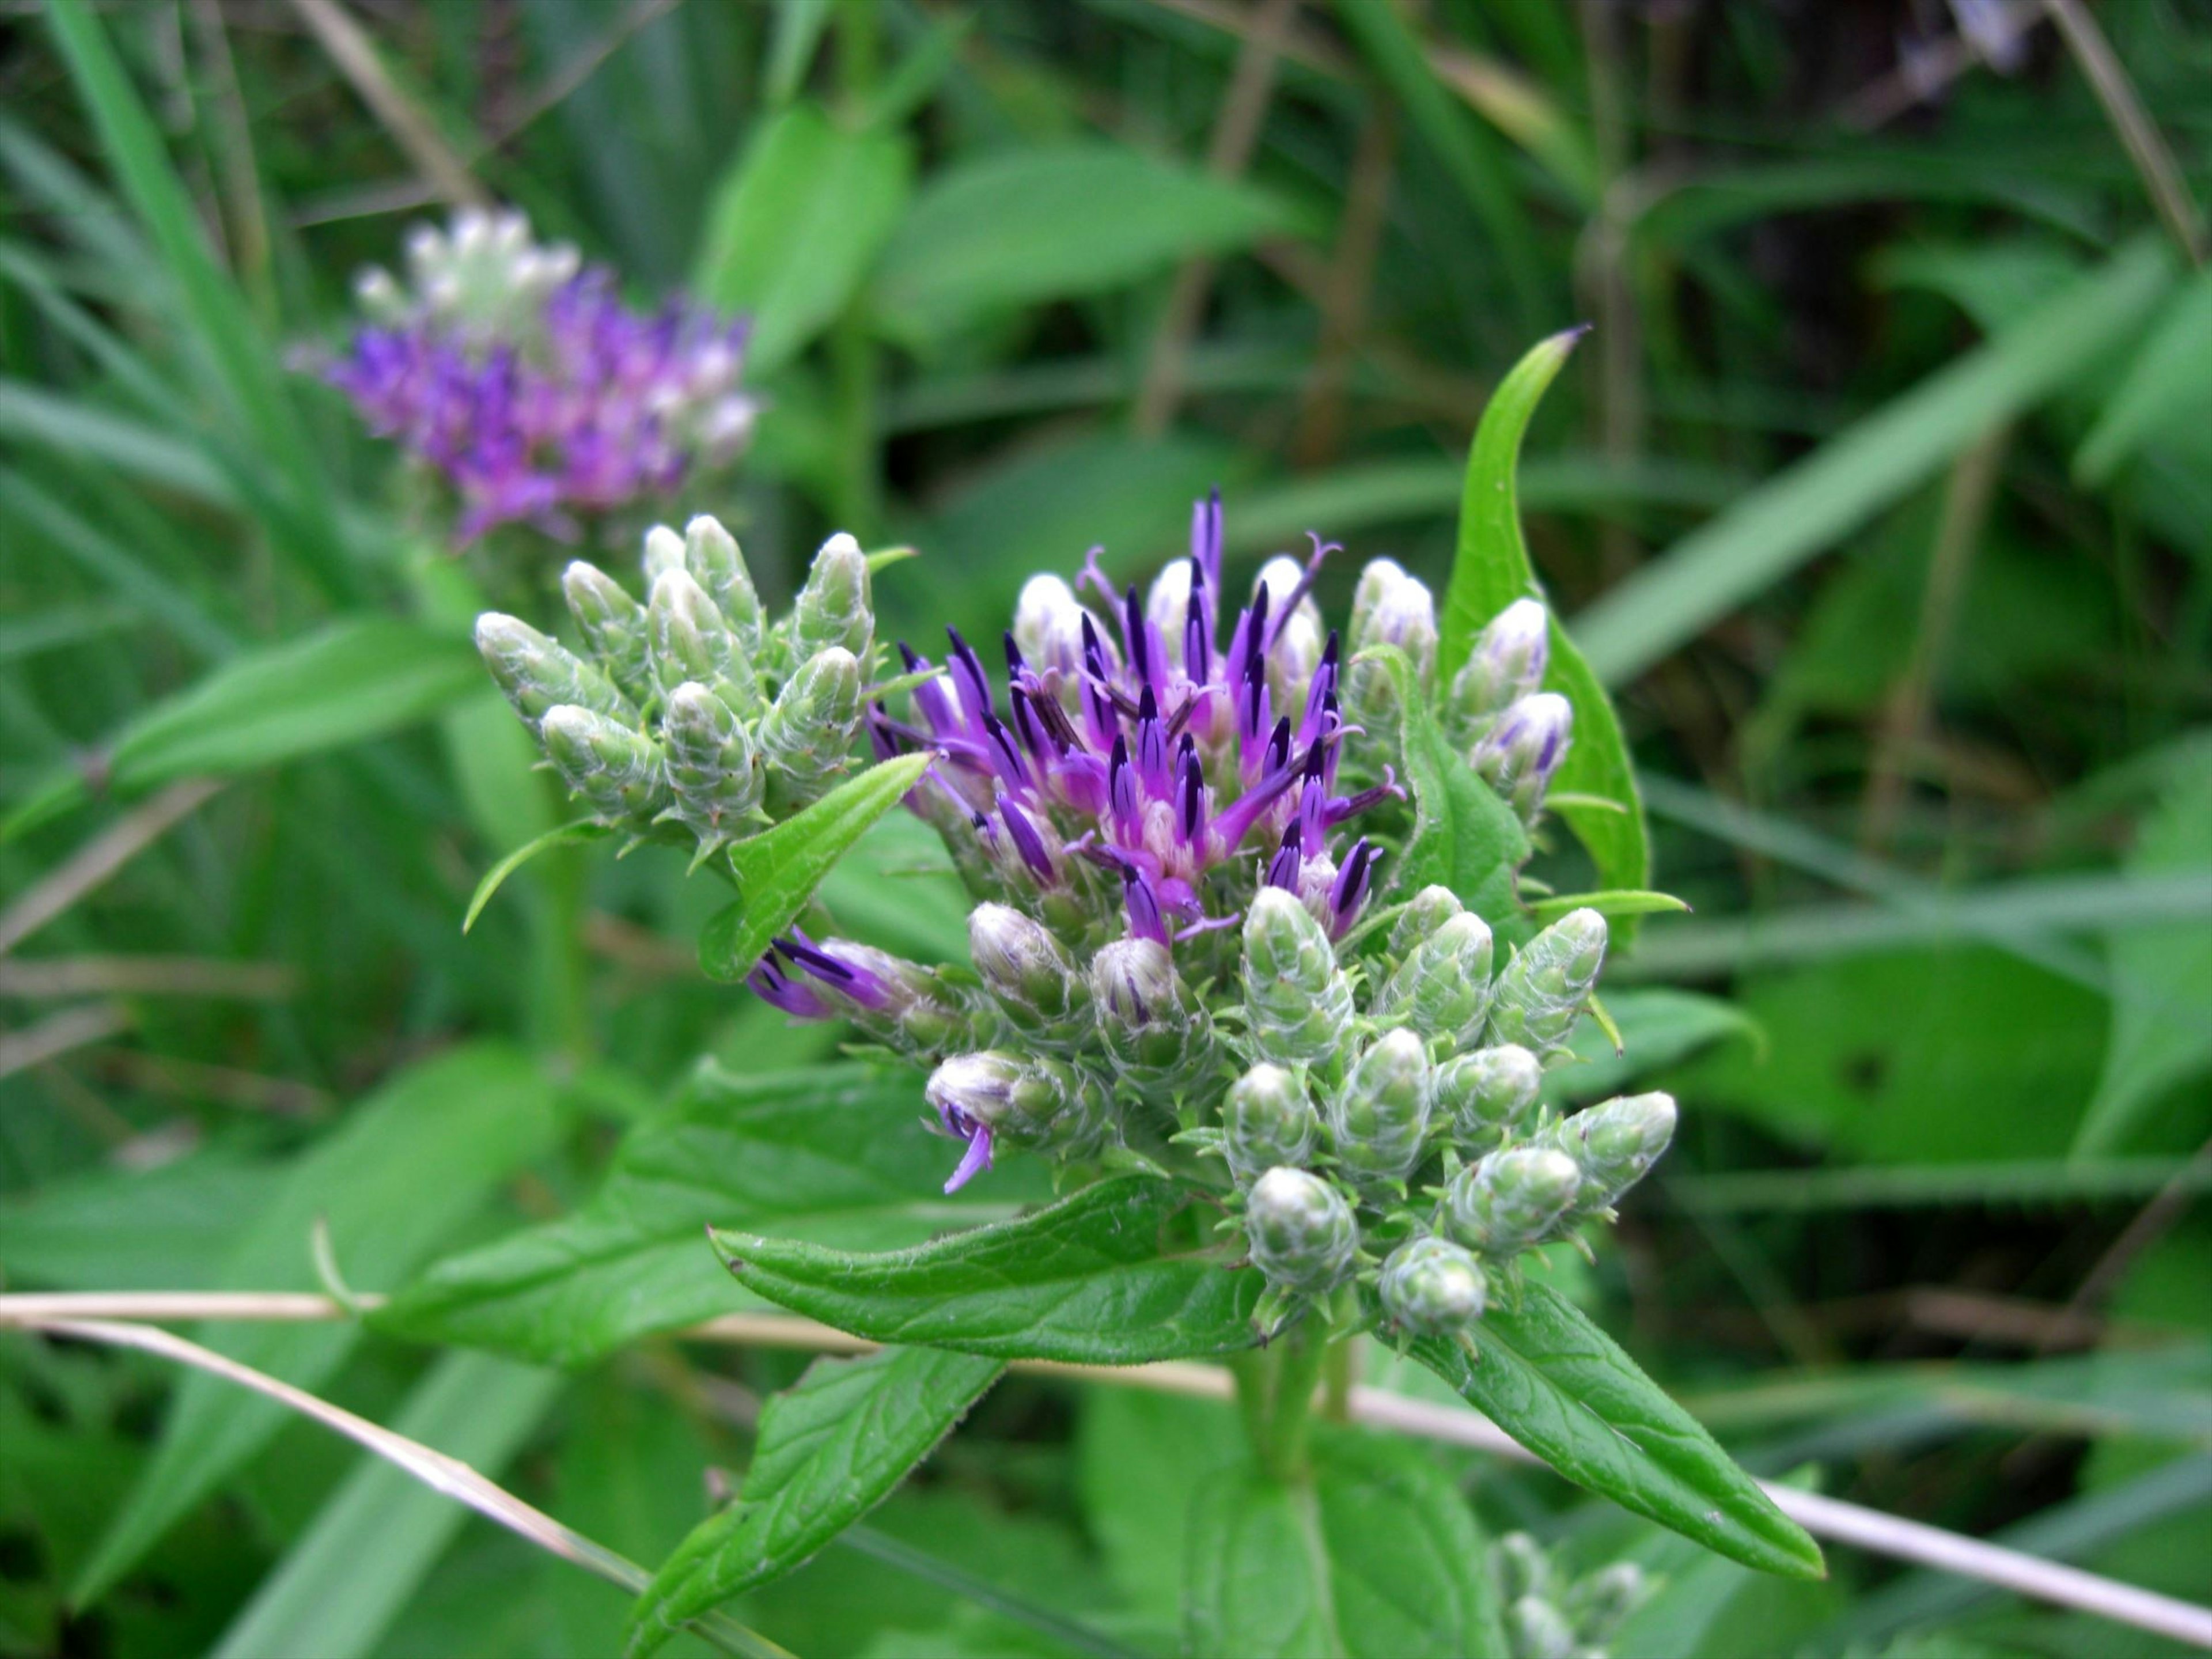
[316,226,754,541]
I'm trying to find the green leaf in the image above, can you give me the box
[694,103,912,374]
[1525,889,1688,923]
[1308,1431,1509,1659]
[1367,646,1528,922]
[1541,986,1761,1107]
[1184,1469,1342,1659]
[1437,330,1651,922]
[1573,239,2174,685]
[2075,757,2212,1155]
[464,819,609,934]
[698,752,935,982]
[712,1176,1262,1363]
[1408,1283,1824,1580]
[625,1347,1004,1659]
[378,1062,1047,1366]
[873,145,1313,344]
[75,1043,564,1605]
[43,0,346,601]
[1077,1390,1244,1628]
[1183,1433,1505,1658]
[2075,263,2212,484]
[5,619,483,840]
[208,1354,564,1659]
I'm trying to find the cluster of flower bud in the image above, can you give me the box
[1227,889,1676,1344]
[475,516,876,862]
[1494,1532,1647,1659]
[722,493,1669,1346]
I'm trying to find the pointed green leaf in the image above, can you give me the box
[1184,1471,1343,1659]
[464,818,609,934]
[625,1346,1003,1658]
[693,103,912,374]
[6,619,482,841]
[1309,1430,1509,1658]
[378,1062,1046,1366]
[1437,330,1650,922]
[699,752,935,982]
[713,1175,1262,1363]
[1525,889,1690,923]
[1409,1283,1824,1580]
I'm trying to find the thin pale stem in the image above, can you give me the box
[7,1295,2211,1646]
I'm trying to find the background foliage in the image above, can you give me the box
[1,1,2209,1654]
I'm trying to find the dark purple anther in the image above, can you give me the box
[1328,839,1378,937]
[1266,823,1304,891]
[1122,585,1153,692]
[775,932,895,1011]
[1135,687,1171,796]
[1190,487,1224,605]
[1108,737,1141,845]
[983,713,1032,792]
[1122,863,1170,945]
[1002,631,1027,679]
[999,794,1058,884]
[1178,749,1207,846]
[747,956,828,1019]
[945,627,993,734]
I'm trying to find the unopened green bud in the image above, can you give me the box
[1506,1595,1577,1659]
[1240,888,1355,1066]
[540,704,667,821]
[1388,884,1463,959]
[1346,558,1438,681]
[1472,692,1573,824]
[1328,1027,1433,1188]
[792,532,874,665]
[926,1051,1105,1157]
[641,524,687,585]
[648,568,754,706]
[1494,1533,1552,1605]
[1433,1044,1543,1154]
[968,903,1088,1042]
[1486,908,1607,1056]
[683,514,760,652]
[476,612,631,730]
[661,682,763,844]
[1092,937,1217,1101]
[1448,597,1549,744]
[1375,911,1494,1044]
[1222,1063,1319,1187]
[1443,1146,1581,1256]
[1379,1235,1487,1335]
[1245,1166,1358,1296]
[757,646,862,812]
[561,562,653,704]
[1343,559,1437,755]
[1565,1563,1646,1645]
[1548,1092,1677,1212]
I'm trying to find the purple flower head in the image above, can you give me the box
[315,209,753,541]
[859,494,1400,974]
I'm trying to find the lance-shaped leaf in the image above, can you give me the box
[713,1175,1262,1364]
[378,1062,1046,1366]
[626,1346,1003,1658]
[698,751,934,982]
[1363,645,1528,922]
[1436,329,1650,923]
[1408,1283,1824,1580]
[1183,1432,1508,1659]
[5,618,482,841]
